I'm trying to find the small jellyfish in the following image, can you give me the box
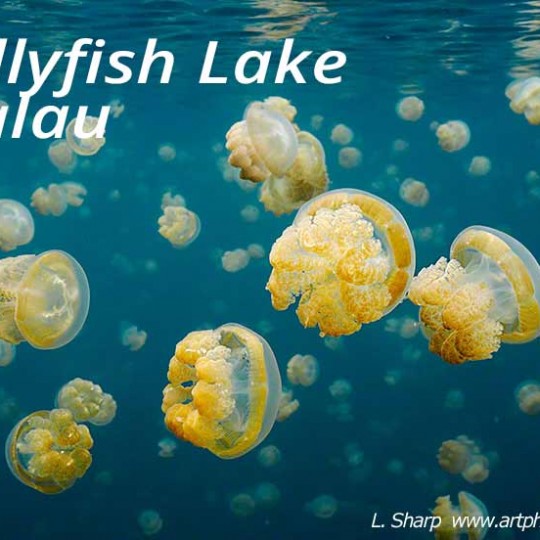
[468,156,491,177]
[55,378,117,426]
[230,493,256,517]
[31,182,87,217]
[254,482,281,509]
[5,408,93,494]
[0,339,15,367]
[158,143,177,162]
[158,202,200,248]
[267,189,416,337]
[160,191,185,210]
[240,205,260,223]
[221,249,251,273]
[65,116,106,156]
[338,147,362,169]
[310,114,324,131]
[384,316,420,339]
[161,323,282,459]
[392,139,410,153]
[408,226,540,364]
[0,199,34,252]
[257,444,281,468]
[138,510,163,536]
[396,96,425,121]
[399,178,430,207]
[445,389,465,410]
[387,459,405,475]
[247,243,265,259]
[506,77,540,125]
[432,492,488,540]
[329,379,353,401]
[0,250,90,349]
[436,120,470,152]
[305,495,338,519]
[515,380,540,415]
[48,139,77,174]
[286,354,319,387]
[276,388,299,422]
[330,124,354,145]
[158,437,177,458]
[437,436,490,484]
[108,99,125,119]
[120,323,147,351]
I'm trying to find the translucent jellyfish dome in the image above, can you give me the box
[0,199,34,252]
[0,250,90,349]
[286,354,319,386]
[65,116,106,156]
[267,189,416,336]
[0,339,16,367]
[515,380,540,415]
[161,323,282,459]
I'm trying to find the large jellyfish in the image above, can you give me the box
[0,199,34,252]
[437,436,490,484]
[5,408,93,494]
[55,378,117,426]
[31,182,87,217]
[408,226,540,364]
[0,250,90,349]
[267,189,416,336]
[161,323,282,459]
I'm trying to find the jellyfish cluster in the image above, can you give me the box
[31,182,87,217]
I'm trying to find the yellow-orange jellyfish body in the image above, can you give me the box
[65,117,106,156]
[267,189,416,337]
[437,436,490,484]
[0,199,34,252]
[0,250,90,349]
[5,409,93,494]
[158,206,201,248]
[161,323,282,459]
[409,226,540,364]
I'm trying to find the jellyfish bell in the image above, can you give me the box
[515,380,540,415]
[458,492,488,540]
[0,250,90,349]
[0,199,34,252]
[65,116,106,156]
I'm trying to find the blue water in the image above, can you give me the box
[1,1,540,539]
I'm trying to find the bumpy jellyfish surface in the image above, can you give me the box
[408,226,540,364]
[226,97,299,183]
[436,121,470,152]
[65,116,106,156]
[515,380,540,415]
[56,378,117,426]
[286,354,319,387]
[161,323,282,459]
[0,199,34,252]
[5,409,93,494]
[267,189,416,337]
[432,492,488,540]
[158,205,201,248]
[437,436,489,484]
[0,250,90,349]
[506,77,540,125]
[31,182,87,217]
[0,339,16,367]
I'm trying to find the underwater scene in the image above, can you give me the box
[1,0,540,538]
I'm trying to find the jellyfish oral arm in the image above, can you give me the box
[199,39,347,85]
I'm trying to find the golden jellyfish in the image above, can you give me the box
[305,495,338,519]
[158,202,201,249]
[257,444,281,468]
[0,250,90,349]
[286,354,319,387]
[120,323,147,351]
[505,77,540,124]
[515,380,540,415]
[138,510,164,536]
[432,492,488,540]
[399,178,430,207]
[338,147,362,169]
[330,123,354,145]
[0,339,16,367]
[437,436,490,484]
[30,182,87,217]
[5,408,93,494]
[276,388,299,422]
[396,96,425,121]
[161,323,282,459]
[468,156,492,177]
[47,139,77,174]
[0,199,34,252]
[408,226,540,364]
[221,248,251,273]
[55,378,117,426]
[436,120,471,152]
[158,143,177,162]
[65,116,106,156]
[267,189,416,337]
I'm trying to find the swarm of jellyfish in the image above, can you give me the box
[225,96,329,215]
[267,189,416,336]
[437,436,490,484]
[0,250,90,349]
[286,354,319,387]
[158,192,201,248]
[65,116,106,156]
[515,380,540,415]
[505,77,540,125]
[31,182,87,217]
[0,199,34,252]
[396,96,425,121]
[436,120,470,152]
[161,323,282,458]
[408,226,540,364]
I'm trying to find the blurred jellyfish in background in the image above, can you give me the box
[108,98,125,119]
[327,378,354,423]
[267,189,416,337]
[47,139,77,174]
[286,354,319,387]
[0,339,16,367]
[399,178,430,207]
[437,436,490,484]
[0,199,34,252]
[157,437,177,458]
[31,182,87,217]
[158,192,201,249]
[445,389,465,410]
[408,226,540,364]
[230,493,256,517]
[330,123,354,145]
[387,459,405,475]
[436,120,470,152]
[254,482,281,509]
[65,116,106,156]
[396,96,425,121]
[221,248,251,273]
[55,378,117,426]
[240,204,260,223]
[329,378,353,401]
[247,243,265,259]
[0,387,20,423]
[162,323,281,458]
[158,143,177,162]
[338,147,362,169]
[5,409,93,494]
[384,316,420,339]
[120,322,147,351]
[506,77,540,124]
[138,510,163,536]
[276,387,299,422]
[413,223,446,247]
[257,444,281,468]
[310,114,324,131]
[432,492,488,540]
[468,156,492,177]
[305,494,338,519]
[0,250,90,349]
[515,380,540,415]
[392,138,410,154]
